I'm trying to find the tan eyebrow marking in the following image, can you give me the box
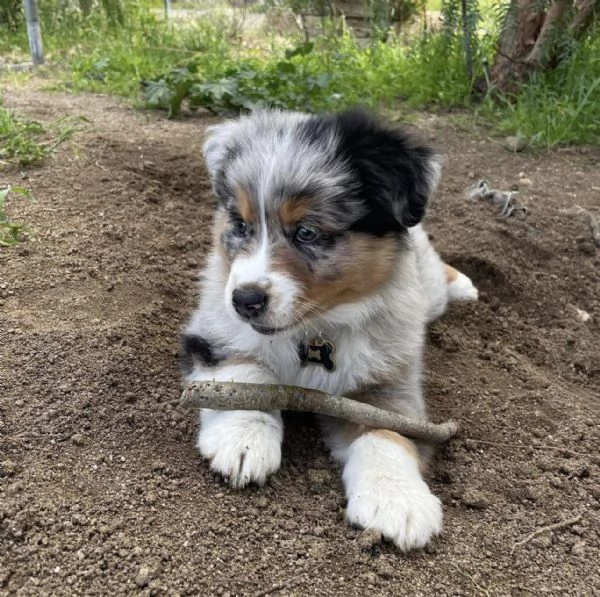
[235,186,255,223]
[279,196,314,227]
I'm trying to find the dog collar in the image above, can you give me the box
[298,336,336,372]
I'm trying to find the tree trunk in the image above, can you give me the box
[489,0,598,95]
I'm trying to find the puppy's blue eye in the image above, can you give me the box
[295,225,319,243]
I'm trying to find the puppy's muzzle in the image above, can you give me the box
[232,286,269,320]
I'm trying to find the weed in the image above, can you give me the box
[2,0,598,147]
[0,103,88,168]
[0,106,47,167]
[0,186,35,247]
[485,32,600,148]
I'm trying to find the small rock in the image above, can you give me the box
[518,177,533,187]
[0,460,17,477]
[71,434,84,446]
[571,541,585,556]
[574,307,591,323]
[312,525,325,537]
[135,566,152,588]
[256,496,268,509]
[361,571,379,585]
[306,469,332,494]
[467,171,476,179]
[135,562,162,588]
[130,546,143,559]
[505,135,527,152]
[356,528,382,551]
[576,238,596,255]
[461,489,489,510]
[144,493,157,506]
[375,558,396,579]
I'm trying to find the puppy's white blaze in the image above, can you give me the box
[343,433,443,552]
[227,226,271,297]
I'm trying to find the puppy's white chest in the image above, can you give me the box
[272,332,376,396]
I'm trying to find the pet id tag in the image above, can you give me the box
[299,336,336,372]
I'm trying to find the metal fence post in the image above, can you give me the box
[23,0,44,65]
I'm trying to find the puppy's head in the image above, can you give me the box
[203,109,440,335]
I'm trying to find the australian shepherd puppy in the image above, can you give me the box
[180,109,478,551]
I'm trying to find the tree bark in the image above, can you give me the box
[488,0,598,94]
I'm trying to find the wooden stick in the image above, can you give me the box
[180,381,459,444]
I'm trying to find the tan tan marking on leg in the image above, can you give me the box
[444,263,459,283]
[371,429,420,460]
[331,421,423,470]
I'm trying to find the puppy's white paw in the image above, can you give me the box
[343,433,442,552]
[448,271,478,302]
[197,409,283,489]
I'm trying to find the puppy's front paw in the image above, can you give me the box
[343,433,442,552]
[197,410,283,489]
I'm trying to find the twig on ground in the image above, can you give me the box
[511,514,583,554]
[464,438,592,458]
[468,179,528,219]
[181,381,459,444]
[453,564,492,597]
[559,204,600,247]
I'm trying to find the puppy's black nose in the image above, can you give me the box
[232,287,268,319]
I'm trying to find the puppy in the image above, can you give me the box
[180,109,477,551]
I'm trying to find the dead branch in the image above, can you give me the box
[468,180,528,218]
[560,204,600,247]
[181,381,459,444]
[511,513,583,553]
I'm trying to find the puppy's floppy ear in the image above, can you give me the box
[334,109,441,229]
[202,120,238,178]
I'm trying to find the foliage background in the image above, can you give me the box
[0,0,599,147]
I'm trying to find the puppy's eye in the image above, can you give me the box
[295,225,319,243]
[233,218,248,236]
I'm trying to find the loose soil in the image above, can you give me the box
[1,81,599,597]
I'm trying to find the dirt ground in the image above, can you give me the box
[1,81,599,597]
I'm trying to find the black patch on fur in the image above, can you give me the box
[179,333,221,375]
[304,109,438,236]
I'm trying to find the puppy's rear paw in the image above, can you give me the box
[198,410,283,489]
[448,270,479,302]
[343,433,442,552]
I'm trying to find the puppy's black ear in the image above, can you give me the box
[334,110,441,230]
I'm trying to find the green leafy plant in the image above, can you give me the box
[0,106,47,167]
[0,186,36,247]
[0,105,88,168]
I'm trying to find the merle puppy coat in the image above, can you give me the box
[180,109,477,551]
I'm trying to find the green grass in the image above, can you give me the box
[1,0,599,148]
[485,36,600,148]
[0,186,35,247]
[0,103,87,167]
[0,105,47,167]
